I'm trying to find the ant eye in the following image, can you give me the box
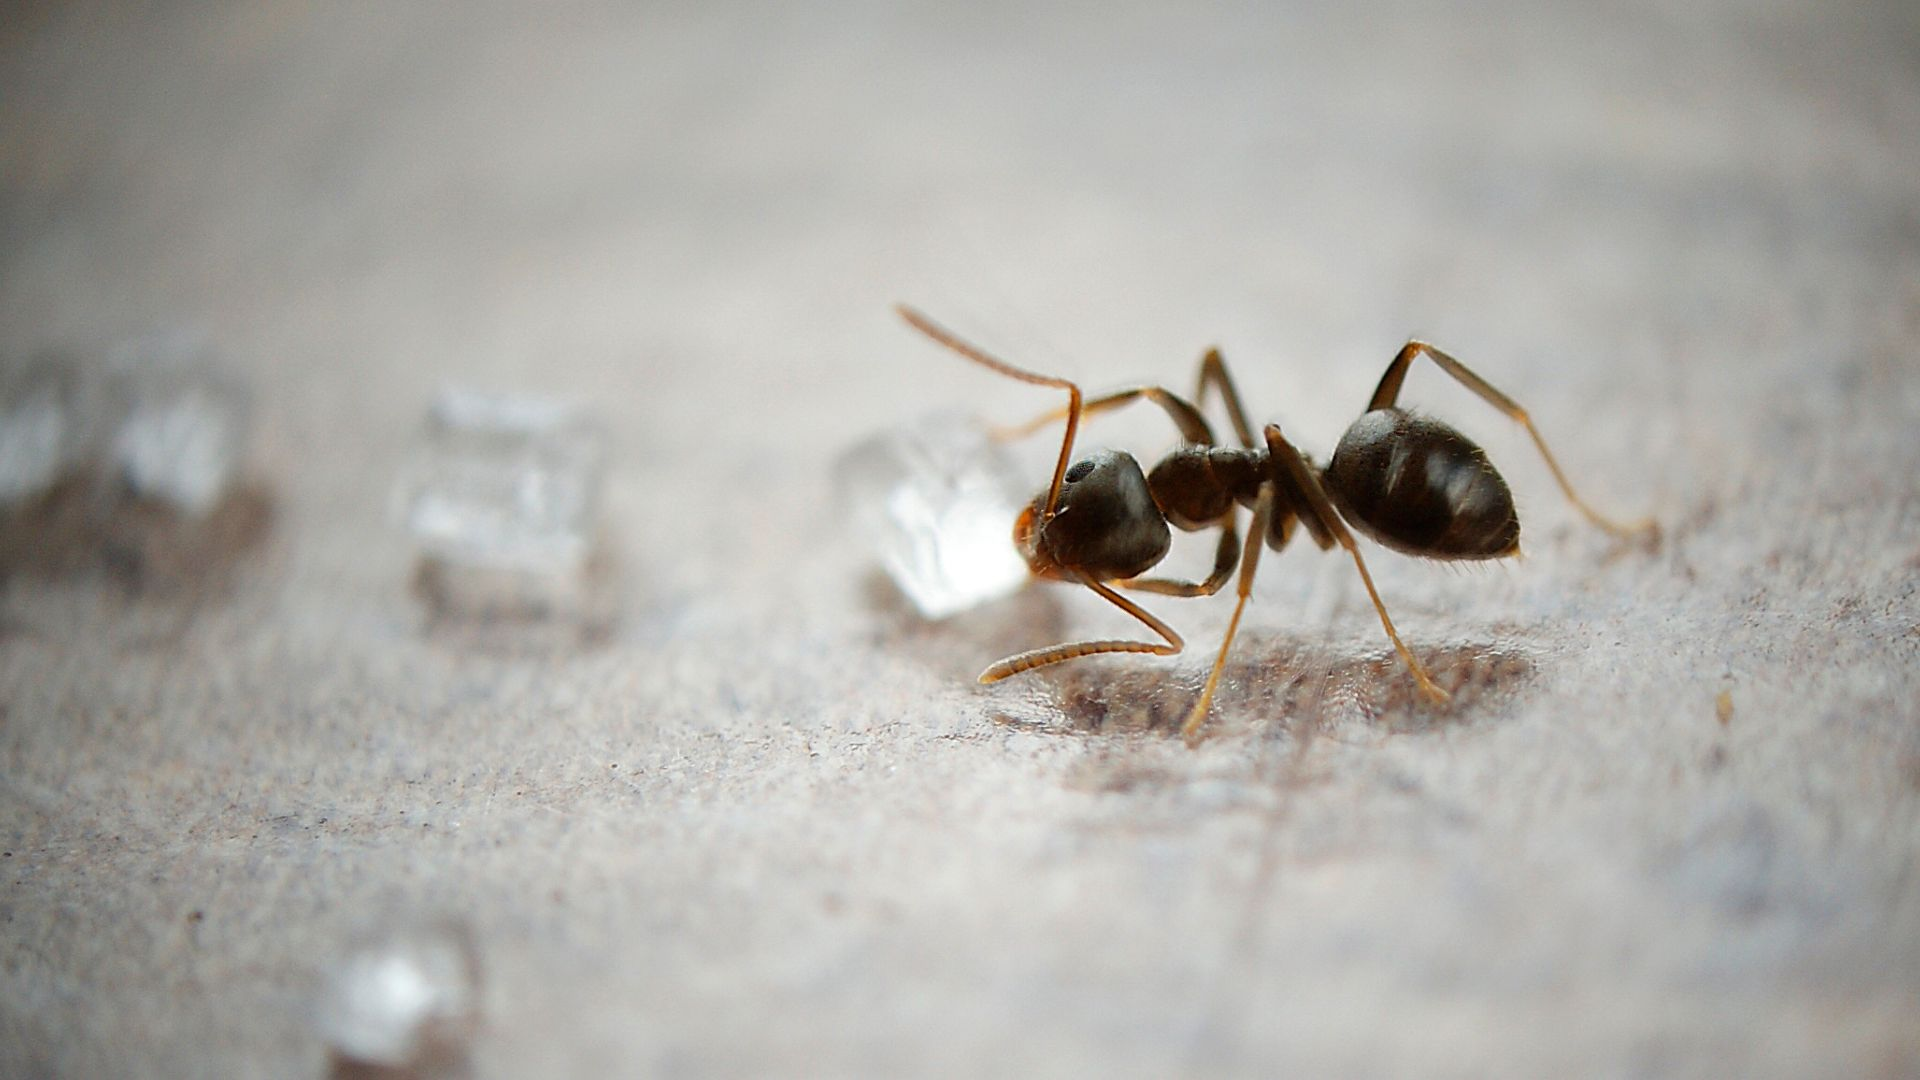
[1064,460,1095,484]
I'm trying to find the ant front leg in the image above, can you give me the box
[1180,483,1273,745]
[1266,424,1452,706]
[1368,340,1657,541]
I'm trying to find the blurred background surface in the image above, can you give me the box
[2,2,1917,1076]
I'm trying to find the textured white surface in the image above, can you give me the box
[1,2,1917,1077]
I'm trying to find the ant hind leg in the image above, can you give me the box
[1266,424,1452,707]
[1367,339,1657,541]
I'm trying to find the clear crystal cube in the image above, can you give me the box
[395,389,608,623]
[397,389,604,574]
[106,335,249,515]
[313,920,480,1069]
[834,410,1032,618]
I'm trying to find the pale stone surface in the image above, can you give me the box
[1,3,1916,1078]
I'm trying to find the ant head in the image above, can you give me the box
[1015,448,1171,581]
[1324,409,1518,559]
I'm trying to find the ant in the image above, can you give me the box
[896,304,1656,744]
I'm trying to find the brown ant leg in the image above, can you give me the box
[992,385,1215,446]
[1266,423,1452,705]
[1003,347,1256,449]
[1119,519,1239,597]
[1368,340,1657,540]
[897,304,1081,522]
[978,575,1184,682]
[1193,348,1257,449]
[1180,484,1274,745]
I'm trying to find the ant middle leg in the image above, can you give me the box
[1266,423,1452,705]
[1119,517,1240,597]
[978,575,1184,682]
[1180,484,1273,744]
[997,347,1258,451]
[1367,339,1656,540]
[1193,348,1257,449]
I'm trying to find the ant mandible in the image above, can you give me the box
[896,304,1656,744]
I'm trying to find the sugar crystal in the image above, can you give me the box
[106,335,249,515]
[396,389,603,574]
[314,920,480,1070]
[0,355,84,505]
[834,411,1031,618]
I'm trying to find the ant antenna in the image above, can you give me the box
[895,304,1082,523]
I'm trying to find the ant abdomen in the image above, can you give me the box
[1325,409,1519,560]
[1025,449,1172,580]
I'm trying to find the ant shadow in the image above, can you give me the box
[994,631,1536,742]
[981,631,1539,812]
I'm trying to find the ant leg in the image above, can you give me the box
[992,385,1215,446]
[1180,485,1274,745]
[1119,516,1240,597]
[1004,347,1254,449]
[978,575,1183,682]
[1266,424,1452,705]
[1367,340,1656,539]
[1194,348,1257,449]
[897,304,1081,522]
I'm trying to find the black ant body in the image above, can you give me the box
[897,304,1654,743]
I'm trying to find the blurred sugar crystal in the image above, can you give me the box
[0,354,87,505]
[106,333,250,515]
[396,389,606,620]
[399,390,602,570]
[2,338,268,590]
[834,410,1032,618]
[314,920,480,1073]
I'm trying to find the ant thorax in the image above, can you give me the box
[1146,444,1262,530]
